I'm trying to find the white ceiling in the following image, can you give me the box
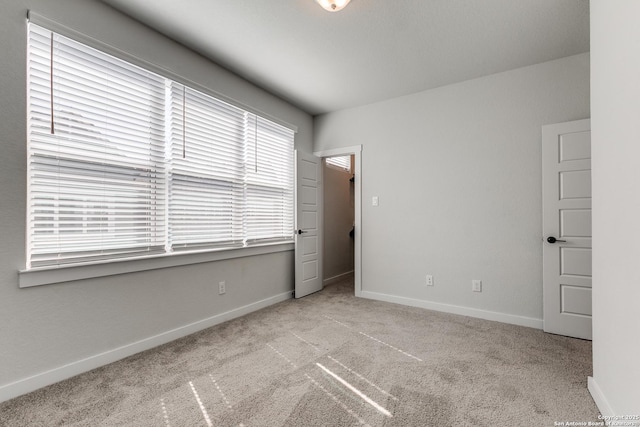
[99,0,590,116]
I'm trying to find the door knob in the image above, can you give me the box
[297,229,308,234]
[546,236,566,244]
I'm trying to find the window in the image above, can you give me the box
[325,155,351,173]
[244,116,294,243]
[26,23,294,269]
[167,83,246,250]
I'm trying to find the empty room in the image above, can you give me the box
[0,0,638,425]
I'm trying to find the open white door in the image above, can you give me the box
[294,151,323,298]
[542,119,592,340]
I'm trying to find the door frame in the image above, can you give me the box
[313,145,362,297]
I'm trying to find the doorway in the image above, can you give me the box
[313,146,362,296]
[322,155,355,290]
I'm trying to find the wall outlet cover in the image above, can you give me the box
[472,280,482,292]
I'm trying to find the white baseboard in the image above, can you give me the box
[588,376,614,417]
[360,291,543,329]
[323,271,354,286]
[0,291,292,404]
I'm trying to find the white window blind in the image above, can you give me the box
[27,24,166,268]
[244,116,294,243]
[326,155,351,172]
[168,84,294,249]
[26,23,295,270]
[168,83,246,250]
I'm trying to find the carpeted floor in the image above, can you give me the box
[0,278,599,426]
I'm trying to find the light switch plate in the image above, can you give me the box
[372,196,379,206]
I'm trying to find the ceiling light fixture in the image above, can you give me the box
[315,0,351,12]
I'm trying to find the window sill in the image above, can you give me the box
[18,242,294,288]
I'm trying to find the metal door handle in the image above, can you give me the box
[297,229,308,234]
[546,236,566,244]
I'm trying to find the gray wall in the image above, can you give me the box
[590,0,640,414]
[314,53,590,323]
[323,161,355,282]
[0,0,312,400]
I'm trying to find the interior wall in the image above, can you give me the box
[314,53,590,325]
[0,0,312,401]
[590,0,640,414]
[322,160,355,282]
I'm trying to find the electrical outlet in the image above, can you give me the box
[426,274,434,286]
[218,281,226,295]
[472,280,482,292]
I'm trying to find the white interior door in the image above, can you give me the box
[542,119,592,340]
[294,151,323,298]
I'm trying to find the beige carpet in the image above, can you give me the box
[0,278,599,426]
